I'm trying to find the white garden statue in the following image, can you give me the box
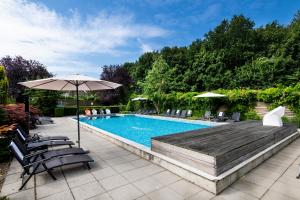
[263,106,285,127]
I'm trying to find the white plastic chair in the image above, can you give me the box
[105,109,111,115]
[92,109,97,115]
[263,106,285,127]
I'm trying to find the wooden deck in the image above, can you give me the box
[152,120,298,176]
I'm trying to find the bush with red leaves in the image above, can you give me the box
[0,103,40,130]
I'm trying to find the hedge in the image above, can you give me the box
[54,105,126,117]
[126,84,300,121]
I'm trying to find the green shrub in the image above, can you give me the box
[0,107,8,126]
[129,84,299,119]
[126,101,134,111]
[54,107,64,117]
[244,109,261,120]
[0,138,10,163]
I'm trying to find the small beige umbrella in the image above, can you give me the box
[19,74,122,147]
[194,92,226,112]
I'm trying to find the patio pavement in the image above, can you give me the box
[1,117,300,200]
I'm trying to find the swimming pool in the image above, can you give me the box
[80,115,211,147]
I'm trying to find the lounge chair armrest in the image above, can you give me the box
[24,149,49,158]
[23,158,49,168]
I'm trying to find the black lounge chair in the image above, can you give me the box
[212,112,226,122]
[143,110,150,115]
[163,109,171,116]
[187,110,192,117]
[226,112,241,123]
[9,141,94,190]
[13,138,88,162]
[180,110,187,118]
[170,109,176,117]
[175,110,181,118]
[15,130,74,151]
[16,126,69,142]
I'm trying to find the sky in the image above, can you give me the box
[0,0,299,78]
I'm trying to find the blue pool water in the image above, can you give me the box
[80,115,211,147]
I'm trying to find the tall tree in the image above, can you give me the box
[0,66,9,104]
[100,65,133,104]
[0,56,51,98]
[143,55,174,95]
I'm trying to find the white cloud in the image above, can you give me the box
[0,0,167,76]
[137,38,153,53]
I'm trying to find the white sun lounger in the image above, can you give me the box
[263,106,285,127]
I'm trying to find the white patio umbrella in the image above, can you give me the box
[194,92,226,111]
[19,74,122,147]
[131,97,148,101]
[194,92,226,98]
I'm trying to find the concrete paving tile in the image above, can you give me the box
[261,190,298,200]
[147,187,184,200]
[105,157,129,165]
[270,181,300,200]
[39,190,74,200]
[1,179,33,196]
[123,154,140,162]
[35,169,64,186]
[215,187,258,200]
[241,172,275,188]
[3,173,22,185]
[133,176,164,194]
[136,196,151,200]
[130,159,150,168]
[99,174,129,191]
[231,179,268,198]
[71,181,105,200]
[87,193,112,200]
[36,179,69,199]
[187,190,215,200]
[7,188,34,200]
[108,184,143,200]
[142,164,164,174]
[112,162,137,173]
[66,171,96,188]
[168,179,203,198]
[251,167,281,180]
[152,171,181,186]
[121,164,164,182]
[279,174,300,187]
[91,167,117,180]
[121,167,151,182]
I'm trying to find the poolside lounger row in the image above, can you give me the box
[136,109,157,115]
[163,109,192,118]
[202,111,241,122]
[9,126,94,190]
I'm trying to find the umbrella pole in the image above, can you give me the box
[76,84,80,148]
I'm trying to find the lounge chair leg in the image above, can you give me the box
[47,169,57,180]
[19,174,33,190]
[297,166,300,179]
[86,162,91,169]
